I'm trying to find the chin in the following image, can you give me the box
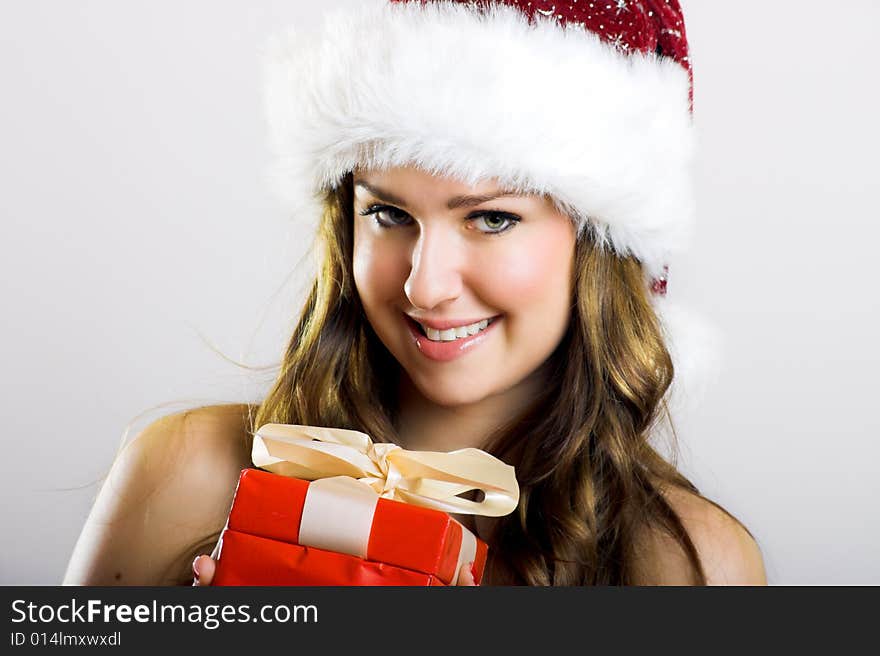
[412,376,492,409]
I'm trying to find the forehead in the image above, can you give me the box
[352,164,554,211]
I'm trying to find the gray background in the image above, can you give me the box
[1,0,877,585]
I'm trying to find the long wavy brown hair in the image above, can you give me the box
[246,171,732,585]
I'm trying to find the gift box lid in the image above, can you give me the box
[224,468,486,585]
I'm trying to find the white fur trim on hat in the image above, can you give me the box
[263,0,696,280]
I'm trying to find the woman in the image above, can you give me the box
[63,0,767,586]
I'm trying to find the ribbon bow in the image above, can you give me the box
[252,424,519,516]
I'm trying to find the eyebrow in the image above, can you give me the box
[354,180,523,210]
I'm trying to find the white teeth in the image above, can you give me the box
[418,318,494,342]
[440,329,457,341]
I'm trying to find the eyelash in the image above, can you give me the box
[357,204,521,236]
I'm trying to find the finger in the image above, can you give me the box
[191,555,216,586]
[191,555,203,586]
[456,561,478,586]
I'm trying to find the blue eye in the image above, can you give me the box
[358,204,520,235]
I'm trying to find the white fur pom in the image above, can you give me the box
[653,300,724,422]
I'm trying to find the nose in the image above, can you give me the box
[404,227,463,311]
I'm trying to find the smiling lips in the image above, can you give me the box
[403,313,501,362]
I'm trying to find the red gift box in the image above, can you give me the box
[212,468,488,586]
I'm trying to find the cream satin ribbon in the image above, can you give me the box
[252,423,520,516]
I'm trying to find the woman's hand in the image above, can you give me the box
[192,554,478,586]
[191,554,216,586]
[456,561,478,586]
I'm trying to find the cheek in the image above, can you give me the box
[353,232,407,302]
[480,232,574,308]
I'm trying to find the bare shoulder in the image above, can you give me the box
[631,486,768,586]
[138,404,256,476]
[63,404,256,586]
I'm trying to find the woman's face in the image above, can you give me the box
[352,165,576,409]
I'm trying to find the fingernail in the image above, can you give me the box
[192,556,201,582]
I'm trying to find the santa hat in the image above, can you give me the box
[263,0,720,418]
